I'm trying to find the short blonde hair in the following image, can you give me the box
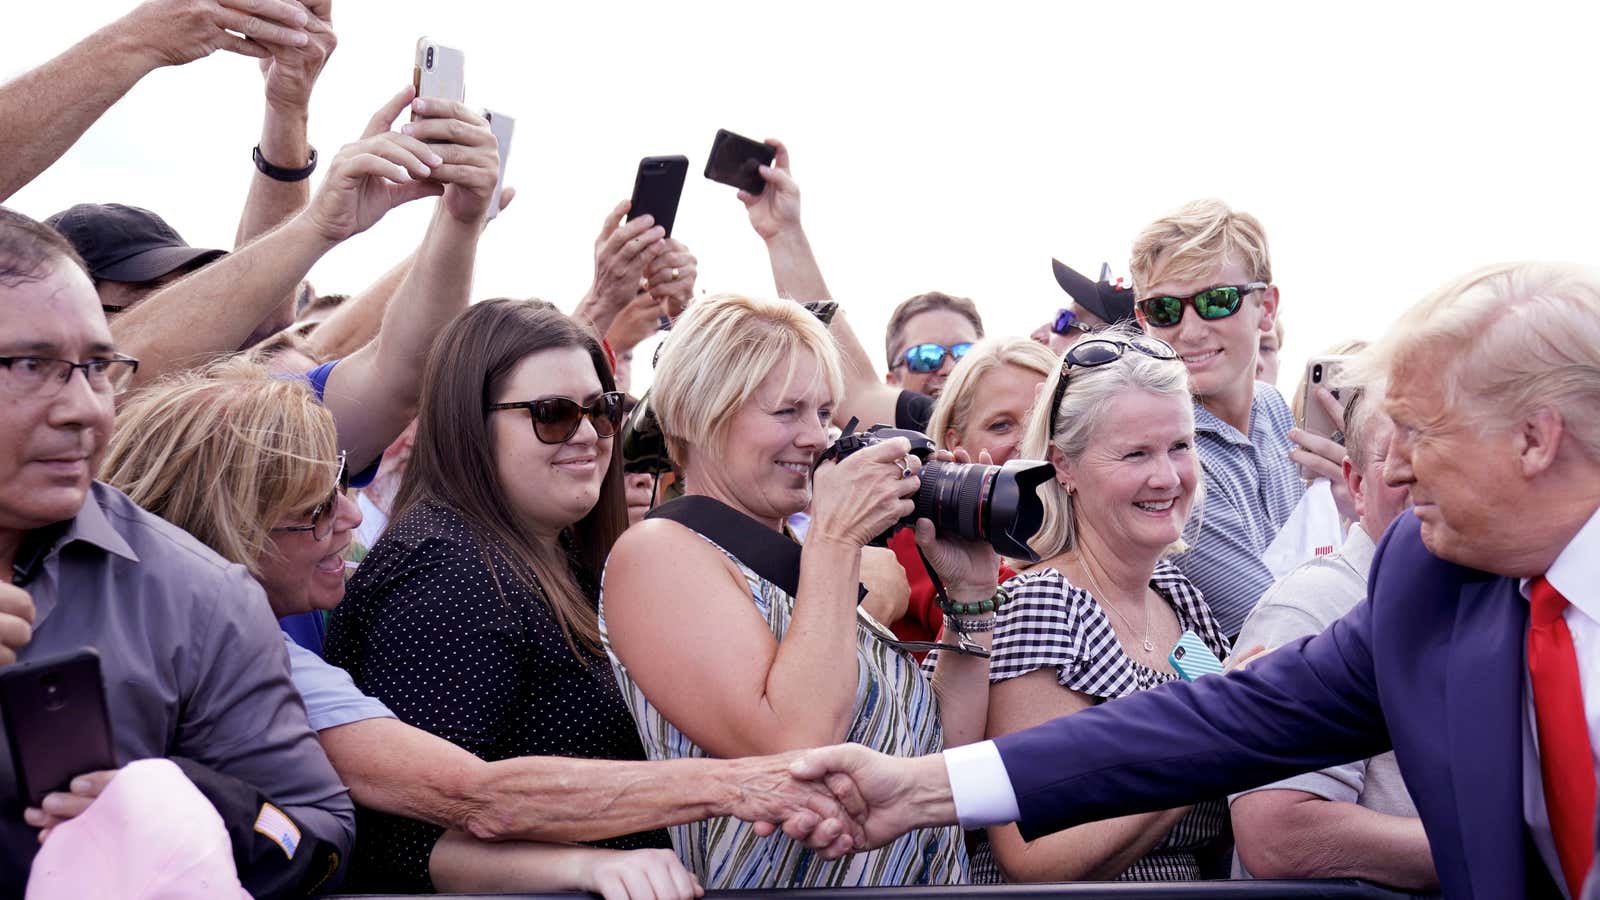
[652,294,845,469]
[1129,198,1272,296]
[926,337,1057,448]
[1018,328,1196,559]
[100,357,339,577]
[1349,261,1600,460]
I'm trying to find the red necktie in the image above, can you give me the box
[1528,576,1597,898]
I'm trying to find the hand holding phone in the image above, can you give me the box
[482,109,515,222]
[2,648,117,807]
[412,38,466,135]
[1168,630,1225,682]
[1299,355,1353,478]
[705,129,777,195]
[628,156,689,238]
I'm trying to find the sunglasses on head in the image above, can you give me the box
[895,342,973,374]
[1052,308,1095,337]
[1046,336,1179,435]
[490,391,626,445]
[271,450,350,542]
[1135,282,1268,328]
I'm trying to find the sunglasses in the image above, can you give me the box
[1135,282,1268,328]
[490,391,626,445]
[1052,308,1095,337]
[1046,336,1179,435]
[895,342,974,374]
[271,450,350,542]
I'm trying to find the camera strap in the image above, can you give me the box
[645,495,986,658]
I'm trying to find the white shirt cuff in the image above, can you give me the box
[942,740,1020,829]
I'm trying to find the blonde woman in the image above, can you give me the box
[101,357,703,899]
[979,328,1232,882]
[601,293,999,888]
[890,338,1059,646]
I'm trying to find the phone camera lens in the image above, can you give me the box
[426,46,434,69]
[1313,365,1323,379]
[1173,646,1186,659]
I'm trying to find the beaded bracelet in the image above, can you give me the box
[948,614,996,634]
[938,585,1008,618]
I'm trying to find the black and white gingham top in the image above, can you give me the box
[974,560,1232,883]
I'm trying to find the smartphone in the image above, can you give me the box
[483,109,515,222]
[704,129,776,195]
[1168,630,1225,682]
[412,37,466,129]
[1300,355,1353,477]
[628,155,689,239]
[1,648,117,807]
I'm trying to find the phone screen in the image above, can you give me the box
[704,130,776,195]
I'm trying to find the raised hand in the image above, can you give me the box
[739,140,803,241]
[301,87,450,243]
[789,744,958,856]
[122,0,312,68]
[258,0,335,112]
[643,238,698,320]
[576,201,668,337]
[401,96,500,226]
[0,583,34,666]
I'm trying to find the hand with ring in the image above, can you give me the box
[809,438,921,549]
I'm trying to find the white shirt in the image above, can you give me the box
[1520,503,1600,897]
[944,505,1600,848]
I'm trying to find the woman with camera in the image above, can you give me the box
[979,328,1232,882]
[601,293,999,888]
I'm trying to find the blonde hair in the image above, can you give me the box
[100,357,339,577]
[1129,198,1272,296]
[926,337,1057,448]
[652,294,845,469]
[1018,328,1196,559]
[1347,261,1600,460]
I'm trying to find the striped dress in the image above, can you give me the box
[599,534,968,889]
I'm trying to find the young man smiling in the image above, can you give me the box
[1128,199,1310,637]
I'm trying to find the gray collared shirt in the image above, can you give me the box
[1,482,353,887]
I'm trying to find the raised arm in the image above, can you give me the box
[115,86,449,385]
[318,94,500,470]
[572,201,669,340]
[738,141,900,428]
[0,0,311,202]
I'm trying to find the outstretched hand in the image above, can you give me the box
[738,139,803,241]
[122,0,312,68]
[788,744,957,857]
[720,751,862,858]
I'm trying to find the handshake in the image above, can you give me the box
[729,744,959,858]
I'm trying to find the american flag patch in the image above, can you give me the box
[254,802,301,859]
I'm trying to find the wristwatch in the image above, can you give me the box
[252,145,318,183]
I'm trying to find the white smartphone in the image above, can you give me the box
[483,109,515,221]
[413,37,466,114]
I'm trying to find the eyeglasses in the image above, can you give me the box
[0,355,140,397]
[1051,308,1095,337]
[270,451,350,542]
[1135,283,1268,328]
[894,342,973,374]
[1046,336,1179,435]
[489,391,626,445]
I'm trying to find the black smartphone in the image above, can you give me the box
[1,648,117,806]
[627,155,689,238]
[704,129,776,195]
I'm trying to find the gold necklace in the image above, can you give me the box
[1076,554,1155,654]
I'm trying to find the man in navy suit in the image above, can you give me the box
[791,262,1600,899]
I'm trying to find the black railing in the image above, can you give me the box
[334,880,1422,899]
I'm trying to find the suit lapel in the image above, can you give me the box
[1446,575,1529,898]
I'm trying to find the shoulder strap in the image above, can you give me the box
[646,495,865,602]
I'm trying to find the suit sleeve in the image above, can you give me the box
[995,584,1392,842]
[176,567,354,897]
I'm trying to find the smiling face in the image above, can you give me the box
[699,351,833,528]
[0,259,116,538]
[1057,389,1199,556]
[1140,258,1276,409]
[490,346,615,541]
[888,309,981,398]
[260,489,362,618]
[944,363,1046,464]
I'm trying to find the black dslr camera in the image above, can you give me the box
[817,422,1052,562]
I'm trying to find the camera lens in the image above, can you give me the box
[910,457,1052,561]
[1313,364,1323,380]
[1174,646,1187,659]
[426,46,434,69]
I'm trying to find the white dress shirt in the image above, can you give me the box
[945,504,1600,857]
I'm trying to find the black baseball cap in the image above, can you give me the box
[45,204,225,283]
[1051,258,1136,325]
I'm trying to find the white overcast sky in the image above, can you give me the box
[8,1,1599,394]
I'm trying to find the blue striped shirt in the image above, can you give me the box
[1174,385,1305,637]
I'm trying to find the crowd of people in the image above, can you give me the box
[1,3,1597,899]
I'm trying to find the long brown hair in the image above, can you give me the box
[393,299,626,658]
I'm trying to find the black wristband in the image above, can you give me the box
[252,144,318,182]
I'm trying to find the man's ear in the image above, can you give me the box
[1257,284,1280,335]
[1517,406,1565,478]
[884,369,902,387]
[1342,455,1366,524]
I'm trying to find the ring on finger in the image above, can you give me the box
[671,267,680,280]
[894,459,910,478]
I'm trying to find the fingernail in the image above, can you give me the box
[71,778,88,792]
[429,153,444,167]
[401,123,415,136]
[411,98,425,112]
